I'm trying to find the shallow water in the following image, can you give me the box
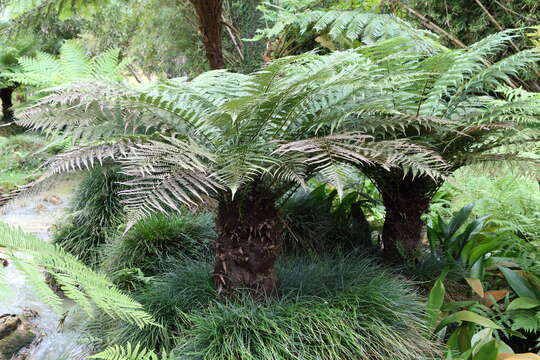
[0,178,91,359]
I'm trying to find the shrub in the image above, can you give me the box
[53,166,126,265]
[433,168,540,241]
[97,254,438,359]
[101,212,216,284]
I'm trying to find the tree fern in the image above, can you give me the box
[3,45,451,291]
[9,28,538,272]
[0,222,154,328]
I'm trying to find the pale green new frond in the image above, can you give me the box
[59,41,92,79]
[92,48,130,78]
[0,222,154,327]
[7,40,127,89]
[9,52,63,86]
[13,258,63,313]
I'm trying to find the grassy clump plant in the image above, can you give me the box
[96,254,438,359]
[91,259,215,351]
[101,212,216,284]
[53,166,126,266]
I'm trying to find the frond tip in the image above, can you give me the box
[0,222,154,328]
[89,343,173,360]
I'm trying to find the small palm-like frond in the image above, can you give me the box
[89,343,173,360]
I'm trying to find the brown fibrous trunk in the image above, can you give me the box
[189,0,225,70]
[0,87,15,123]
[213,186,282,297]
[366,169,441,262]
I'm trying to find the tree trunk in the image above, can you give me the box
[213,186,282,296]
[189,0,225,70]
[381,189,431,262]
[0,87,15,123]
[366,169,441,262]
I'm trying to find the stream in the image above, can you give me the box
[0,178,91,360]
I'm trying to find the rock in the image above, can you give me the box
[0,328,35,359]
[45,272,65,297]
[0,314,36,360]
[0,315,20,339]
[10,330,44,360]
[0,258,7,267]
[45,196,62,205]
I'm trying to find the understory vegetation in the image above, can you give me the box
[1,1,540,360]
[0,134,56,194]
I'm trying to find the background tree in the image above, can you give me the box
[2,0,264,73]
[0,35,36,122]
[78,0,266,77]
[402,0,540,48]
[400,0,540,90]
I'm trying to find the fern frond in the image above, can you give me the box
[7,40,127,89]
[119,137,221,228]
[0,139,139,207]
[254,10,441,56]
[0,222,154,327]
[89,343,173,360]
